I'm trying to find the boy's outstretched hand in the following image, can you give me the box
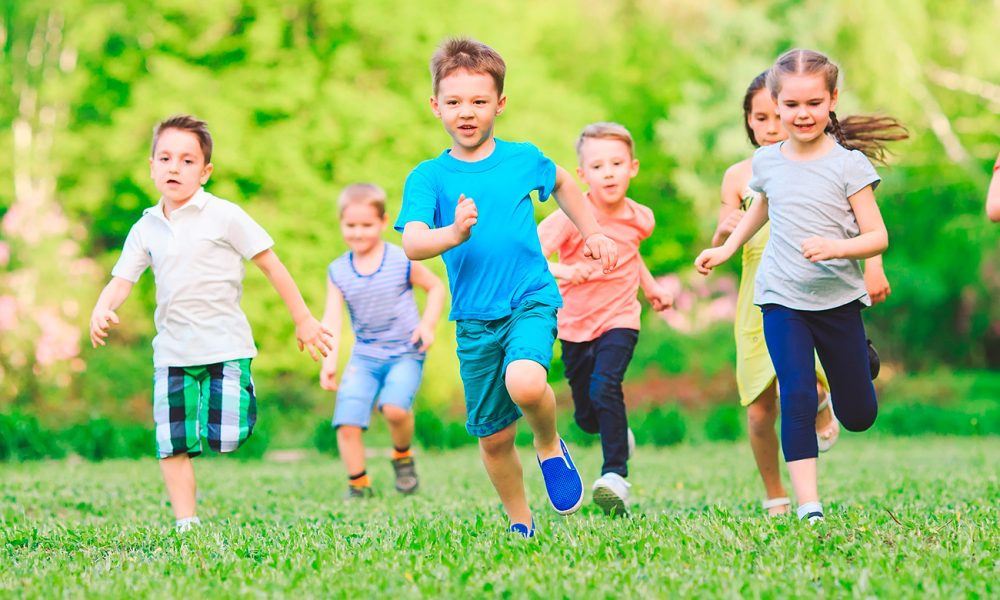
[319,364,338,391]
[583,233,618,273]
[452,194,478,244]
[694,247,732,275]
[644,285,674,312]
[89,309,120,347]
[295,316,334,361]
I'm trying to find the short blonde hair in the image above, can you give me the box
[337,183,386,218]
[576,122,635,161]
[430,37,506,96]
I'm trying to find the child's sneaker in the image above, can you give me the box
[509,519,535,538]
[797,501,824,524]
[537,439,584,515]
[345,485,374,500]
[391,455,419,494]
[175,516,201,532]
[592,472,631,516]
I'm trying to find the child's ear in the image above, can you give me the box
[830,88,839,112]
[200,163,213,184]
[496,94,507,116]
[429,96,442,119]
[575,166,585,181]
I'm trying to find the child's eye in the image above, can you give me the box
[184,159,193,164]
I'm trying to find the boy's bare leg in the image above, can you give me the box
[336,425,366,476]
[381,405,414,450]
[505,359,561,460]
[746,383,789,514]
[159,454,196,520]
[479,423,532,525]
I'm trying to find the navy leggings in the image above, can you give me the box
[560,328,638,477]
[761,301,877,462]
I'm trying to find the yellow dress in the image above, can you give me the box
[735,188,828,406]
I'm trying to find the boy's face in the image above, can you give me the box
[576,138,639,208]
[149,128,212,205]
[339,202,387,256]
[430,69,506,159]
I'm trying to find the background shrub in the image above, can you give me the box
[641,406,688,447]
[704,405,743,442]
[313,419,339,455]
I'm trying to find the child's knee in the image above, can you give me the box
[505,361,549,406]
[839,405,877,432]
[747,400,777,434]
[587,373,623,408]
[381,404,411,424]
[479,426,515,456]
[337,425,363,442]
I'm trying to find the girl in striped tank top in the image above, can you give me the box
[320,183,445,499]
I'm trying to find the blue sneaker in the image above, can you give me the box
[537,439,584,515]
[509,519,535,538]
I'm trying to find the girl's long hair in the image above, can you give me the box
[742,71,769,147]
[766,49,909,164]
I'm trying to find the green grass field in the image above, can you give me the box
[2,436,997,598]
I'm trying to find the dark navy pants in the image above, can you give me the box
[761,301,878,462]
[560,328,638,477]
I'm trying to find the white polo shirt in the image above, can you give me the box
[112,188,274,367]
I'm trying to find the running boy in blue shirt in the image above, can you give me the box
[396,38,618,537]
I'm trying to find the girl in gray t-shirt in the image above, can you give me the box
[696,48,907,523]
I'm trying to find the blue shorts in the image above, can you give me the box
[333,354,424,429]
[455,301,558,437]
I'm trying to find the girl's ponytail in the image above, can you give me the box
[828,112,909,165]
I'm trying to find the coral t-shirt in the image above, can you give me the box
[537,197,655,343]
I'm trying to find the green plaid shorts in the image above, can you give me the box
[152,358,256,458]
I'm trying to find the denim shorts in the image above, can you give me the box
[455,301,558,437]
[152,358,256,459]
[333,354,424,429]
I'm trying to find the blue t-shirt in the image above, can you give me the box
[328,242,424,360]
[395,139,562,321]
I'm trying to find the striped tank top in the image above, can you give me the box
[327,242,423,360]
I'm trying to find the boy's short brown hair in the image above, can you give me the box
[576,122,635,161]
[430,38,506,96]
[338,183,387,218]
[151,115,213,163]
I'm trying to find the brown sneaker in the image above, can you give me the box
[391,456,419,494]
[345,485,374,500]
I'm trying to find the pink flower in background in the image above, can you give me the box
[34,307,80,366]
[653,273,737,334]
[0,241,9,267]
[0,296,17,331]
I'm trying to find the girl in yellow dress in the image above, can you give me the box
[713,72,893,516]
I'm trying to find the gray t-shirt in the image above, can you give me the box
[748,141,880,311]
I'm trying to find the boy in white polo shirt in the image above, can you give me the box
[89,115,332,530]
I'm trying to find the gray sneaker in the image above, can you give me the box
[345,485,374,500]
[391,456,419,494]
